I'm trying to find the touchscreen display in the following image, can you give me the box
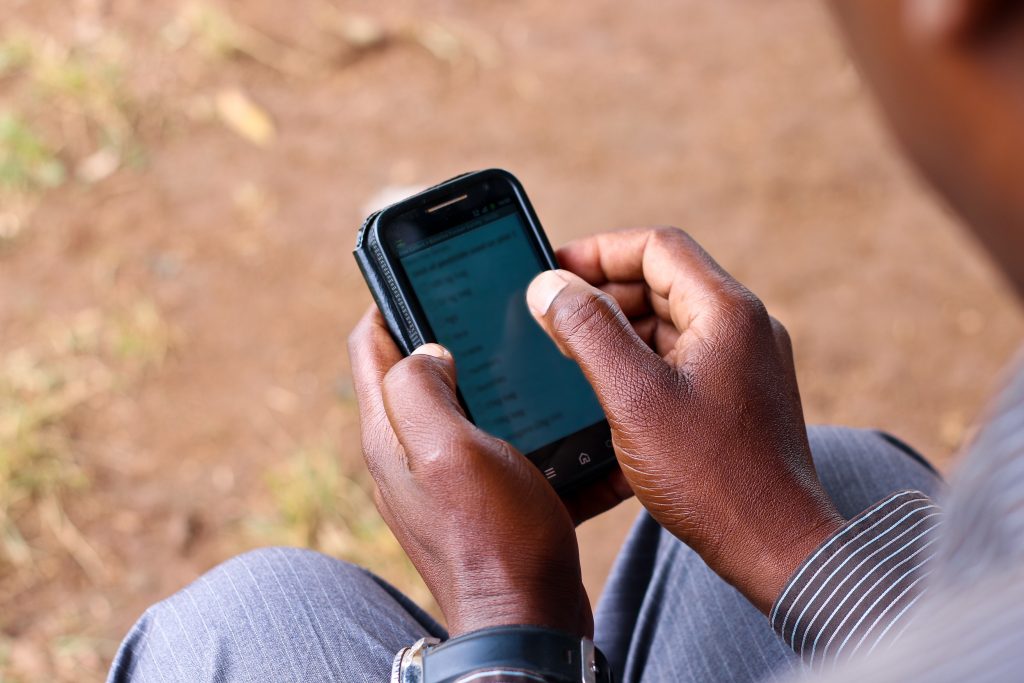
[396,205,604,456]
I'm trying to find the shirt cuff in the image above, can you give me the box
[769,490,941,667]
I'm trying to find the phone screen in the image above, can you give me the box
[393,202,604,457]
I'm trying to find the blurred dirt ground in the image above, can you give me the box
[1,0,1023,680]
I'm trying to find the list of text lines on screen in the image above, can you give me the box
[399,209,603,455]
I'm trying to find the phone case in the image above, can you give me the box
[352,171,481,355]
[353,214,419,355]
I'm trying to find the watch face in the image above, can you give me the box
[392,637,439,683]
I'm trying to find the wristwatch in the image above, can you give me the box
[391,625,614,683]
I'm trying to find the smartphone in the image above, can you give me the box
[354,169,615,493]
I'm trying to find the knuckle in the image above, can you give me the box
[485,436,521,468]
[722,286,771,337]
[382,355,435,398]
[650,225,687,243]
[381,358,411,393]
[648,225,701,254]
[415,444,447,470]
[448,429,480,458]
[769,315,791,343]
[551,289,619,343]
[647,225,688,254]
[417,427,476,470]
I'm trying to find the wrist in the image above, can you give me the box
[720,493,845,614]
[757,505,845,611]
[446,583,592,638]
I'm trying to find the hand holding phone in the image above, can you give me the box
[348,170,632,637]
[526,227,845,614]
[349,172,839,626]
[354,169,617,493]
[347,308,631,638]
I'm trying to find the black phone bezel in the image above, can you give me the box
[367,169,615,492]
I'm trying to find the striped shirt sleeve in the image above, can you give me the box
[769,490,942,667]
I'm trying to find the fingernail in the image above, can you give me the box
[527,270,570,316]
[412,343,450,359]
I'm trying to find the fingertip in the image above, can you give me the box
[406,343,456,386]
[527,269,572,317]
[411,343,452,360]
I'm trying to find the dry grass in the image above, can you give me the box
[0,30,143,248]
[0,302,171,582]
[0,29,162,598]
[0,113,66,194]
[254,437,434,611]
[0,345,104,582]
[0,4,514,678]
[165,1,496,77]
[0,301,172,681]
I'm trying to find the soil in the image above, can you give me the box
[2,0,1022,679]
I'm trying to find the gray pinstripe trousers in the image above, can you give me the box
[108,427,942,683]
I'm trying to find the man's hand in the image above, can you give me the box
[347,309,630,637]
[527,227,845,613]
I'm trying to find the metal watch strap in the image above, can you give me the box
[393,637,442,683]
[391,626,612,683]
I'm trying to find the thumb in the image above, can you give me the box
[526,269,669,419]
